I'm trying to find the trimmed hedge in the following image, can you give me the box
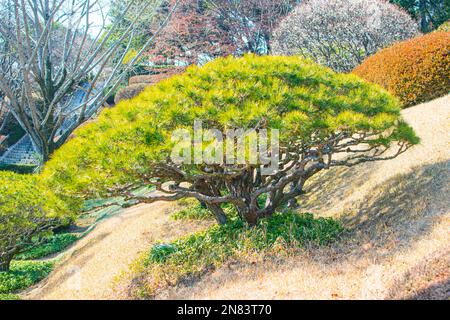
[0,163,37,174]
[128,75,154,85]
[114,83,148,104]
[353,32,450,107]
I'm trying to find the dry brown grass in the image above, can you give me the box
[24,95,449,300]
[149,94,450,300]
[23,202,211,300]
[386,248,450,300]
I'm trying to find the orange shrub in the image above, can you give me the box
[353,32,450,107]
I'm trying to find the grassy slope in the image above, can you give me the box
[151,94,450,300]
[23,202,212,300]
[21,95,449,300]
[0,190,152,299]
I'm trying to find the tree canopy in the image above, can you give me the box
[390,0,450,32]
[0,0,174,162]
[42,55,419,225]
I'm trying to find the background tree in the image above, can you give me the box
[390,0,450,32]
[0,0,177,162]
[271,0,420,72]
[0,171,72,272]
[0,96,6,134]
[105,0,164,50]
[145,0,298,66]
[147,0,235,66]
[206,0,299,55]
[42,55,419,226]
[0,96,8,154]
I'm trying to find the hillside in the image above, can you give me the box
[152,94,450,300]
[23,95,449,300]
[23,202,211,300]
[1,0,448,303]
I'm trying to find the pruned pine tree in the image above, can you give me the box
[42,55,420,226]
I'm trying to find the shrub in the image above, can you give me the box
[128,67,185,85]
[171,201,214,221]
[0,172,72,272]
[134,212,343,298]
[15,233,78,260]
[0,260,53,295]
[437,20,450,32]
[128,75,154,85]
[353,32,450,107]
[271,0,420,72]
[114,83,148,104]
[42,55,418,226]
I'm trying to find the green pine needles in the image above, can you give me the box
[41,55,419,225]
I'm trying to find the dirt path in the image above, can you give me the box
[23,202,206,300]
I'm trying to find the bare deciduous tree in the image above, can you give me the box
[145,0,298,66]
[0,0,177,162]
[0,96,8,151]
[271,0,420,72]
[207,0,299,54]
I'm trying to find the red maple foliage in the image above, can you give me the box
[146,0,297,65]
[146,0,235,65]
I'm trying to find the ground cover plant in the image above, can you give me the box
[171,200,215,221]
[14,234,79,261]
[0,260,53,299]
[131,209,344,298]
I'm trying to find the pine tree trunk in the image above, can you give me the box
[206,203,227,225]
[244,209,259,226]
[236,205,259,226]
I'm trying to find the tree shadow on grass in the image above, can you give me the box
[386,248,450,300]
[339,160,449,254]
[133,161,450,299]
[292,160,450,299]
[407,278,450,300]
[299,161,378,214]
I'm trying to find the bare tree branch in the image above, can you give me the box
[0,0,177,162]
